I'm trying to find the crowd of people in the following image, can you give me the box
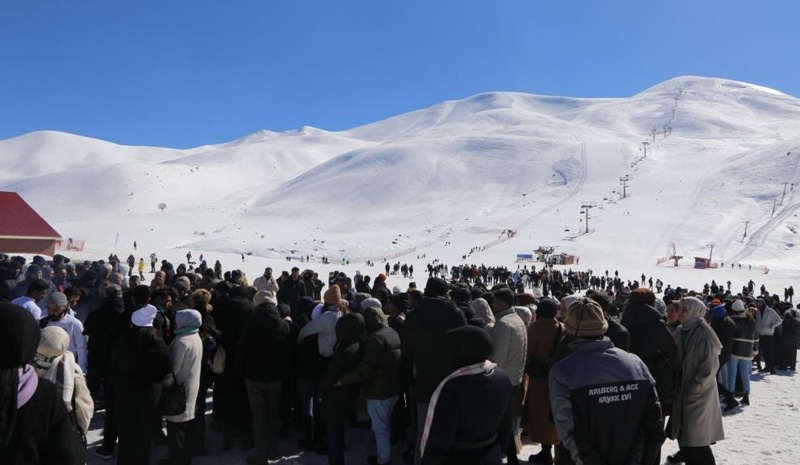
[0,251,798,465]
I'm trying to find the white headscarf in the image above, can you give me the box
[470,298,494,325]
[680,296,722,354]
[33,327,76,407]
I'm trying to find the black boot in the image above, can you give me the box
[742,393,750,406]
[666,450,685,463]
[296,418,314,450]
[724,396,740,412]
[528,445,554,464]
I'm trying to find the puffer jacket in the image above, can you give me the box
[340,307,401,399]
[490,308,528,386]
[756,305,782,336]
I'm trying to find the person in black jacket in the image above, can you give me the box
[322,313,366,465]
[215,286,255,450]
[84,284,129,460]
[619,288,678,418]
[402,278,467,465]
[0,303,85,465]
[452,286,487,329]
[339,301,402,465]
[279,267,307,312]
[710,304,738,411]
[779,309,800,371]
[110,305,173,465]
[550,299,665,465]
[420,325,512,465]
[729,300,757,405]
[237,301,291,464]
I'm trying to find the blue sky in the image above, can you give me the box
[0,0,797,148]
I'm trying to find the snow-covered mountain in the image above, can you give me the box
[4,76,800,270]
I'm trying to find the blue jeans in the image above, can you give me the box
[717,361,731,390]
[297,377,320,419]
[367,396,399,464]
[728,358,751,394]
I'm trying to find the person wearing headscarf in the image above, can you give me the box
[321,313,367,465]
[164,309,204,465]
[420,325,512,465]
[110,304,173,465]
[0,303,85,464]
[550,298,664,465]
[524,298,562,464]
[470,298,495,329]
[670,296,724,465]
[33,326,94,436]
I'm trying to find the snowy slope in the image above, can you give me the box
[3,76,800,270]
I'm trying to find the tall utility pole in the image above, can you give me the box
[781,182,789,205]
[707,244,715,263]
[742,220,749,242]
[642,141,650,158]
[581,203,594,234]
[620,175,630,199]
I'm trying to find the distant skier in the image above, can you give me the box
[150,253,158,273]
[186,251,192,264]
[241,253,245,262]
[133,241,137,251]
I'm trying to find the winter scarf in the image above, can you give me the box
[33,351,76,407]
[680,296,723,354]
[174,309,202,336]
[419,360,497,458]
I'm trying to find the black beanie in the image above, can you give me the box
[446,326,493,369]
[424,277,450,298]
[536,297,560,319]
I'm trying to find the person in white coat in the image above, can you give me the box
[165,310,204,465]
[489,288,528,465]
[755,298,782,374]
[40,292,89,375]
[253,268,280,294]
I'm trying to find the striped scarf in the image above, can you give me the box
[420,360,497,458]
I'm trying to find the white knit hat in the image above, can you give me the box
[731,299,745,313]
[361,298,382,311]
[131,304,157,327]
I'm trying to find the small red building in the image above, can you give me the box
[0,192,61,256]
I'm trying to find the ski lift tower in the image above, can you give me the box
[580,202,597,234]
[668,243,683,267]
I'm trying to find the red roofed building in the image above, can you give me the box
[0,192,62,256]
